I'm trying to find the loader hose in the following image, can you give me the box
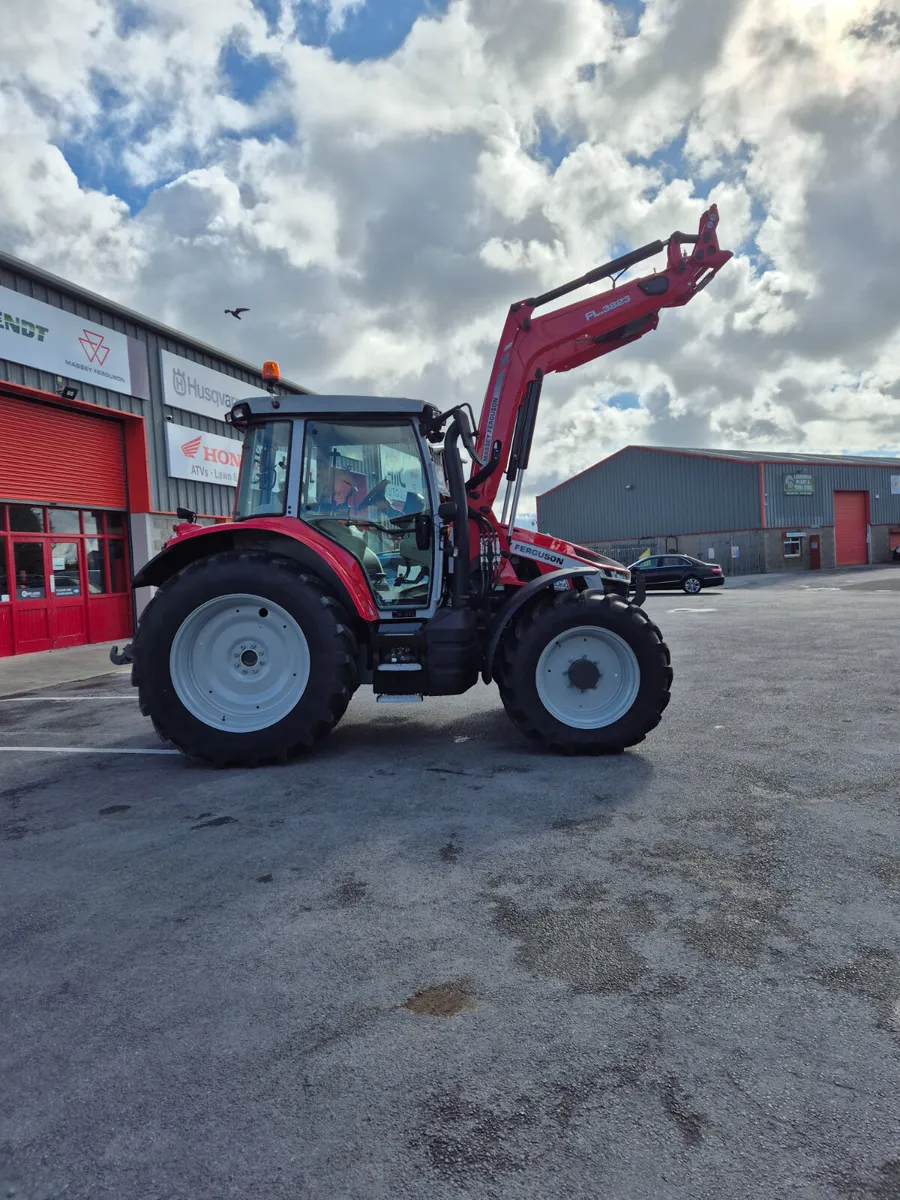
[444,418,471,607]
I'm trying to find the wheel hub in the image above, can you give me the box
[170,594,310,732]
[566,656,601,691]
[535,625,640,730]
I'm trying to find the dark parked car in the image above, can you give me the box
[628,553,725,594]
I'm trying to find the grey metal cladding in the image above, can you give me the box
[762,460,900,527]
[537,447,762,543]
[0,261,301,518]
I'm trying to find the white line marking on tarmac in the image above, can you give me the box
[667,607,718,613]
[0,746,178,756]
[0,695,138,703]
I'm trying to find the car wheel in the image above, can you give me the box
[682,575,702,594]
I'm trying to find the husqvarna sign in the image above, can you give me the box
[160,349,263,423]
[165,420,243,487]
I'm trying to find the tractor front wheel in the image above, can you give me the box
[132,550,358,766]
[497,591,672,754]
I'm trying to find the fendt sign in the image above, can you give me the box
[165,421,243,487]
[0,284,150,399]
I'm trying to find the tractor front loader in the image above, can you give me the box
[125,205,731,765]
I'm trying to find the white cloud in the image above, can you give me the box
[1,0,900,521]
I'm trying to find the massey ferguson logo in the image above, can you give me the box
[79,328,110,365]
[181,434,203,459]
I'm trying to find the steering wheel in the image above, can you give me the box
[357,477,390,510]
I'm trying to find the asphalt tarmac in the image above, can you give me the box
[1,570,899,1199]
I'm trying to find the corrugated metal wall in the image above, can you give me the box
[584,530,763,575]
[0,261,297,518]
[537,448,762,543]
[763,461,900,528]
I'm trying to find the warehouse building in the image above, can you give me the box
[0,250,308,658]
[536,446,900,575]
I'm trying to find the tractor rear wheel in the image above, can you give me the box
[132,550,358,766]
[497,591,672,754]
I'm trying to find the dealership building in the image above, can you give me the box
[536,445,900,575]
[0,250,307,658]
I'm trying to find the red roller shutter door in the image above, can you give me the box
[833,490,868,566]
[0,395,126,508]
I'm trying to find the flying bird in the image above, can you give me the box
[225,307,249,319]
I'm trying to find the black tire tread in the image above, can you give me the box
[497,590,672,755]
[131,549,358,767]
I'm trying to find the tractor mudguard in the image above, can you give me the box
[482,567,603,685]
[131,519,380,624]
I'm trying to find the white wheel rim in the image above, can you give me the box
[169,593,310,732]
[685,578,701,593]
[535,624,640,730]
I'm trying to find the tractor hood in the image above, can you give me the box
[508,527,631,584]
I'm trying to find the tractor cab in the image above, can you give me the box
[226,393,448,615]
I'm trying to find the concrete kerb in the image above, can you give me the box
[0,643,130,698]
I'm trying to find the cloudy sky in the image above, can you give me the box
[2,0,899,513]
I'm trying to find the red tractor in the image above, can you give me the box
[123,206,731,765]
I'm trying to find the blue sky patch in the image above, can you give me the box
[252,0,283,34]
[608,391,641,410]
[220,42,281,105]
[611,0,645,37]
[534,122,574,171]
[296,0,451,62]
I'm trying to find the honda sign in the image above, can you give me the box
[165,421,244,488]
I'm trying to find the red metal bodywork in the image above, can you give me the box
[162,516,380,621]
[472,205,731,504]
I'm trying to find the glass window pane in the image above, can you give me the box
[49,508,81,535]
[51,542,81,596]
[105,512,125,535]
[82,511,102,535]
[86,539,107,594]
[0,504,6,531]
[300,420,432,610]
[234,422,289,519]
[108,540,127,592]
[14,542,46,599]
[9,506,44,533]
[0,538,8,602]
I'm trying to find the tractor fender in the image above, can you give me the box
[131,520,380,625]
[482,567,603,684]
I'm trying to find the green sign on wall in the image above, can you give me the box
[784,473,814,495]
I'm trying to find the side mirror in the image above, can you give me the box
[437,501,457,522]
[415,512,432,552]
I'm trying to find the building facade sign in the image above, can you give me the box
[784,472,814,495]
[165,421,243,488]
[891,475,900,496]
[0,284,149,399]
[160,349,263,423]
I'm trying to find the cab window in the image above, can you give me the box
[300,420,432,609]
[234,422,292,518]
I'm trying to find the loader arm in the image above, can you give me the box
[472,204,732,509]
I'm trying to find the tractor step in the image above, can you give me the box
[376,694,424,704]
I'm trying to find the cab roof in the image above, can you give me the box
[230,394,435,420]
